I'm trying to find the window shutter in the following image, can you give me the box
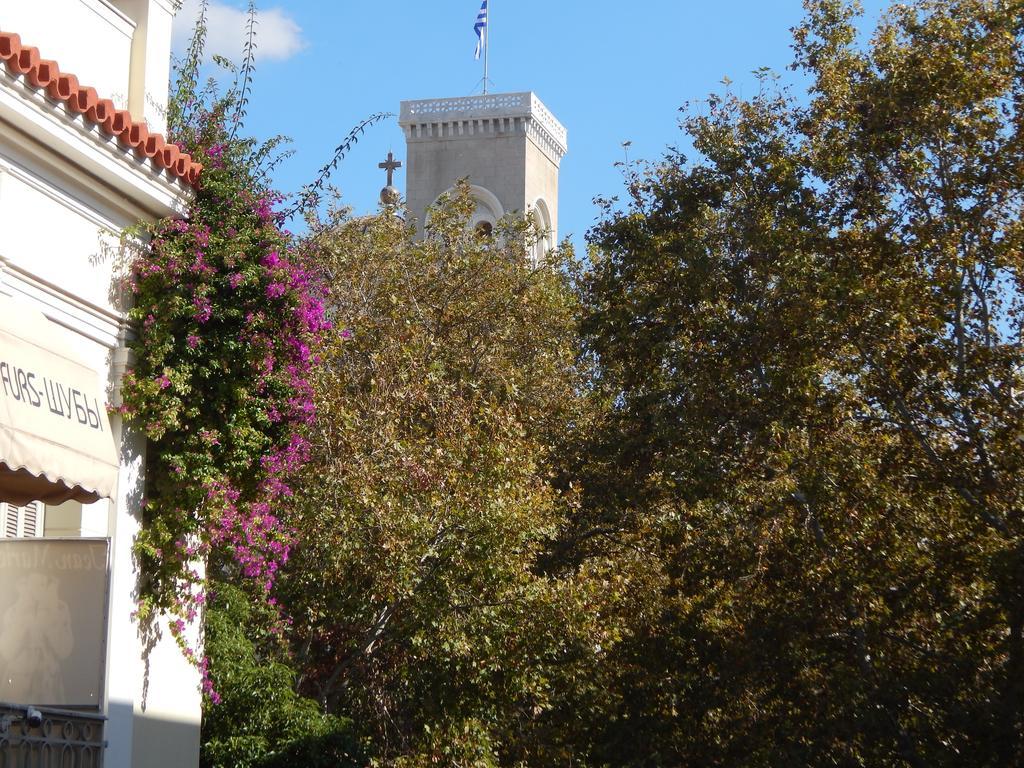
[22,500,42,536]
[0,500,44,537]
[2,502,17,537]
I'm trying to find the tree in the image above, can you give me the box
[574,1,1024,764]
[200,583,364,768]
[278,187,615,765]
[147,7,382,762]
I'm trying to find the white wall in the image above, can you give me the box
[0,0,134,110]
[0,0,175,130]
[0,2,201,764]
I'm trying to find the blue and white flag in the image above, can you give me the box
[474,0,488,60]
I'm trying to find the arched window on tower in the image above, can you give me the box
[530,198,553,266]
[431,184,504,240]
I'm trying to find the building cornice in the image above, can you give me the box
[0,67,190,219]
[400,92,568,166]
[0,255,130,349]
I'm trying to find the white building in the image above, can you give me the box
[399,92,567,261]
[0,1,202,765]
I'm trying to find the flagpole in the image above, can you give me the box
[483,2,489,94]
[474,0,490,95]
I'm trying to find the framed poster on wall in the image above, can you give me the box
[0,538,110,707]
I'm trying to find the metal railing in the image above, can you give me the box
[0,703,105,767]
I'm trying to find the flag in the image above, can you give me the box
[474,0,488,60]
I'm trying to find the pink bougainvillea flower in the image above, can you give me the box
[121,115,330,684]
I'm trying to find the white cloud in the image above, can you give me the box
[173,0,306,63]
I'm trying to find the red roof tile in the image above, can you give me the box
[0,30,201,187]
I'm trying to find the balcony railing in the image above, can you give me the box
[0,703,105,767]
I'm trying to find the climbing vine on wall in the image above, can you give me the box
[117,2,334,689]
[119,3,388,694]
[120,115,328,662]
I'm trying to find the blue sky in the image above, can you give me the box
[174,0,891,248]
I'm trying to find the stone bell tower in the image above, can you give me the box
[399,92,567,256]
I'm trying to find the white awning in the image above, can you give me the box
[0,296,119,505]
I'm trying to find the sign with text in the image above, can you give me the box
[0,359,108,432]
[0,296,119,505]
[0,538,110,707]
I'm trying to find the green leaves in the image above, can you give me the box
[192,4,1024,764]
[275,185,600,763]
[201,583,364,768]
[573,1,1024,764]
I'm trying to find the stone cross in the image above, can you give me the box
[378,151,402,187]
